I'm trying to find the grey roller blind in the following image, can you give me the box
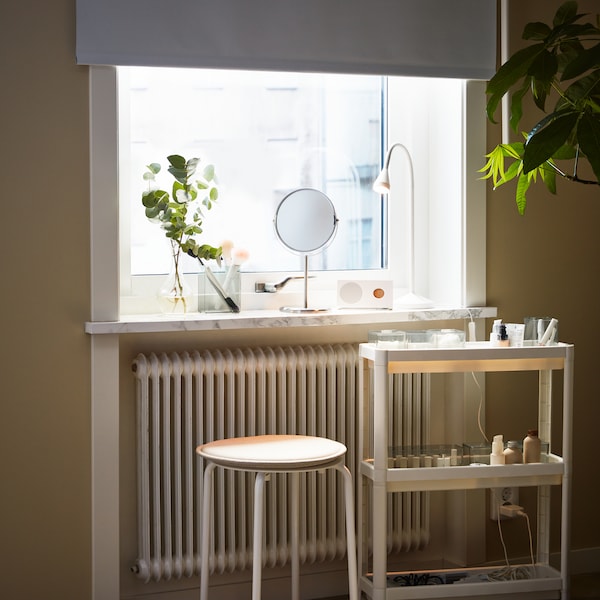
[76,0,496,79]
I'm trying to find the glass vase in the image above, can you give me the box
[157,248,194,314]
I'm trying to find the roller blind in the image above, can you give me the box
[76,0,496,79]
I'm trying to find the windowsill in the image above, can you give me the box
[85,306,497,335]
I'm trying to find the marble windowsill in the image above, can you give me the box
[85,306,497,335]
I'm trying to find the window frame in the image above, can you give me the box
[92,66,486,319]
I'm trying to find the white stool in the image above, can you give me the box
[197,434,359,600]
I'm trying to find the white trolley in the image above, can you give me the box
[358,342,574,599]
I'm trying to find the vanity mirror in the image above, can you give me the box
[273,188,338,312]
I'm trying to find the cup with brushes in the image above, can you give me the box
[196,239,249,313]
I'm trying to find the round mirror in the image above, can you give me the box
[273,188,338,312]
[274,188,338,254]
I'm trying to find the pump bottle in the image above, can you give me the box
[523,429,541,463]
[490,434,505,465]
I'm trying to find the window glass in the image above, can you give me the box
[118,67,384,276]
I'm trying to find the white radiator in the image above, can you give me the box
[131,344,429,582]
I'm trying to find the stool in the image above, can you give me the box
[197,434,359,600]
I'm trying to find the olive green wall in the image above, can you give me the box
[0,1,91,599]
[1,1,598,599]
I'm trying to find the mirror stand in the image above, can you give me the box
[280,255,329,313]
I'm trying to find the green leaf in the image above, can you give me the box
[540,163,558,194]
[168,167,189,185]
[515,172,532,215]
[553,1,578,28]
[203,164,215,181]
[146,162,161,174]
[509,82,529,132]
[562,41,600,80]
[145,205,161,219]
[553,143,578,160]
[167,154,186,169]
[528,50,558,111]
[523,111,579,172]
[577,113,600,182]
[486,44,546,123]
[523,22,551,41]
[209,187,218,201]
[564,69,600,103]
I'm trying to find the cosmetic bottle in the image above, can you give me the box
[523,429,541,463]
[490,434,505,465]
[497,324,509,346]
[490,320,509,347]
[503,440,523,464]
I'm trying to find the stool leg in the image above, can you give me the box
[200,462,216,600]
[290,472,300,600]
[252,472,266,600]
[336,464,359,600]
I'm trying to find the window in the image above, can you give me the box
[119,67,384,277]
[115,68,486,313]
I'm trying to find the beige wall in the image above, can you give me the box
[0,1,92,598]
[1,1,599,599]
[486,0,600,557]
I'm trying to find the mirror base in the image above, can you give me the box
[280,306,330,313]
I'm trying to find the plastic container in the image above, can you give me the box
[503,440,523,464]
[368,330,407,349]
[431,329,466,348]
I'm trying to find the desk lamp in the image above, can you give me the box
[373,143,433,309]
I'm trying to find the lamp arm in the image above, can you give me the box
[382,143,415,294]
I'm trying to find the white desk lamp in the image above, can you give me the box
[373,143,433,309]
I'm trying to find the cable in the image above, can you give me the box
[465,309,489,443]
[470,370,489,443]
[491,503,537,583]
[518,509,536,570]
[493,491,510,567]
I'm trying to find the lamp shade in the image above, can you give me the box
[372,168,391,194]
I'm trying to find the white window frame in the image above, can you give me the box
[90,67,486,320]
[112,69,487,315]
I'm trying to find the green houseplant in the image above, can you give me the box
[142,154,222,312]
[481,1,600,214]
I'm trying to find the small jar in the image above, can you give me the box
[523,429,542,463]
[503,440,523,464]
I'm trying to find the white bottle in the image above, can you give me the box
[523,429,541,463]
[503,440,523,464]
[490,434,505,465]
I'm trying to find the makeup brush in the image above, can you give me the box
[223,248,249,294]
[220,239,234,266]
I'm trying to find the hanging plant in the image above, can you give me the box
[142,154,222,311]
[481,1,600,214]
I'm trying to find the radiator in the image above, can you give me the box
[131,344,430,582]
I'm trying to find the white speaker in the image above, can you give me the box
[336,280,393,309]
